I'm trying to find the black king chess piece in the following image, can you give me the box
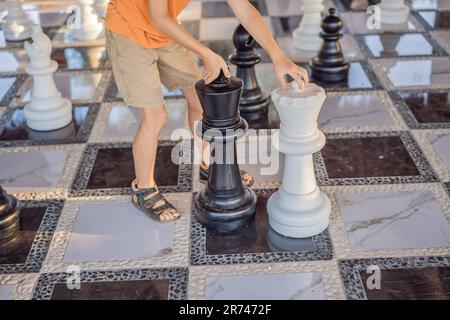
[0,185,22,255]
[229,24,269,118]
[310,8,349,83]
[194,71,257,233]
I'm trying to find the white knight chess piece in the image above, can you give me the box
[24,26,73,131]
[267,82,331,238]
[380,0,410,24]
[3,0,34,41]
[69,0,104,40]
[292,0,324,52]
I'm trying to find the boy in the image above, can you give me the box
[105,0,309,223]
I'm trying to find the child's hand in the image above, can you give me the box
[201,49,231,84]
[273,54,309,90]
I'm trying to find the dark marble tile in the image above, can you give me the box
[321,136,420,178]
[86,146,179,190]
[336,0,381,12]
[34,12,69,28]
[417,10,450,29]
[190,189,333,265]
[398,90,450,124]
[50,279,170,300]
[202,0,268,18]
[359,266,450,300]
[0,207,46,265]
[52,46,109,70]
[271,16,302,37]
[360,33,443,58]
[0,104,99,147]
[181,20,200,39]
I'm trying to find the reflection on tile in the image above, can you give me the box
[428,133,450,170]
[0,207,47,265]
[206,195,314,255]
[22,73,102,102]
[52,47,108,70]
[0,77,16,101]
[27,11,68,28]
[337,191,450,250]
[86,146,179,189]
[338,0,380,11]
[359,267,450,299]
[380,59,450,87]
[0,106,91,143]
[105,100,186,140]
[50,279,170,300]
[241,103,280,130]
[411,0,450,10]
[64,202,173,262]
[0,50,28,73]
[202,0,268,18]
[341,12,420,34]
[205,273,326,300]
[311,62,373,90]
[362,33,435,57]
[322,136,419,178]
[418,10,450,29]
[0,150,68,188]
[0,284,15,300]
[399,91,450,123]
[319,93,394,129]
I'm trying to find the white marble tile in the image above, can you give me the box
[0,150,68,188]
[0,50,28,73]
[380,59,450,87]
[205,272,326,300]
[0,31,6,49]
[363,33,434,57]
[337,191,450,251]
[0,284,15,300]
[319,93,394,129]
[410,0,450,10]
[23,73,102,102]
[63,202,174,263]
[428,133,450,171]
[0,77,15,100]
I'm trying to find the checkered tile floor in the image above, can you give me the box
[0,0,450,300]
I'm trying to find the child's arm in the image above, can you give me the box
[148,0,230,84]
[227,0,308,89]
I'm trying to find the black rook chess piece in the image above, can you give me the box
[0,185,22,255]
[194,72,257,233]
[310,8,349,83]
[229,24,269,117]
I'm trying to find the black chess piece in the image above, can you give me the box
[194,71,257,234]
[229,24,269,116]
[0,185,22,255]
[310,8,349,83]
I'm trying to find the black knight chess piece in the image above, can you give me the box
[310,8,349,83]
[0,185,22,255]
[194,71,257,234]
[229,24,269,116]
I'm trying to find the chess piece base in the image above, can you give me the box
[267,188,331,238]
[194,187,257,234]
[25,98,73,131]
[309,59,350,83]
[0,192,22,256]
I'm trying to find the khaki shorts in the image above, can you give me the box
[105,30,202,108]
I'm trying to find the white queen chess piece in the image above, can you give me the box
[3,0,34,41]
[24,26,73,131]
[292,0,324,52]
[69,0,104,40]
[267,82,331,238]
[380,0,410,24]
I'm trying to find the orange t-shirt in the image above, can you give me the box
[105,0,190,48]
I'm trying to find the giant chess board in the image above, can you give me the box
[0,0,450,300]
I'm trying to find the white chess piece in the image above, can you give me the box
[267,82,331,238]
[380,0,410,24]
[93,0,109,20]
[3,0,34,41]
[292,0,324,52]
[24,26,73,131]
[69,0,104,40]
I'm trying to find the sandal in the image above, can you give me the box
[199,165,255,187]
[131,180,181,223]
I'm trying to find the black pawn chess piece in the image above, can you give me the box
[229,24,269,117]
[194,71,257,234]
[310,8,349,83]
[0,185,22,255]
